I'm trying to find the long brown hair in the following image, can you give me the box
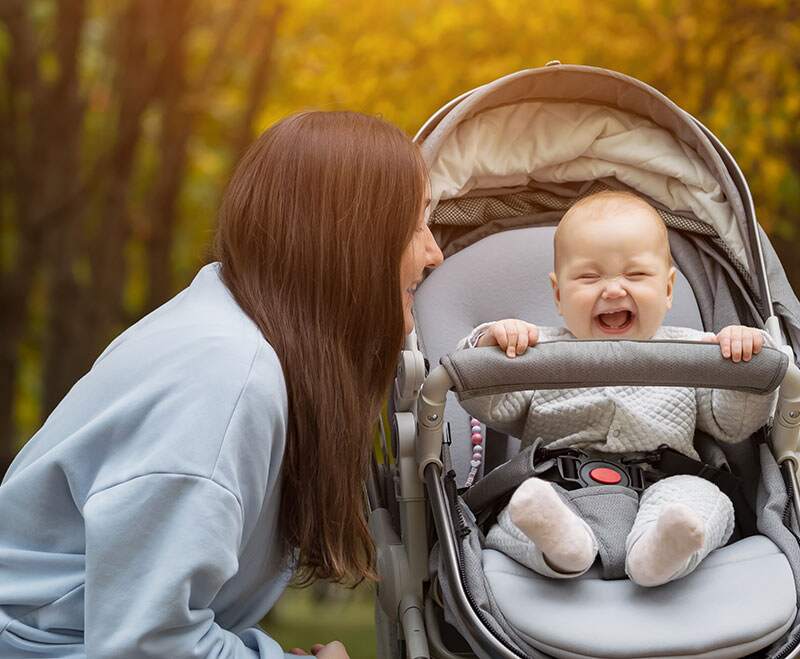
[214,111,425,584]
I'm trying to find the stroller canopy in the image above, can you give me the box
[418,65,757,277]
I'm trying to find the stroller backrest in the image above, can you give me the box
[413,223,704,483]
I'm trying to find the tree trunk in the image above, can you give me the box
[145,0,192,313]
[40,0,90,417]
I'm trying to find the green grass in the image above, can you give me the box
[261,584,377,658]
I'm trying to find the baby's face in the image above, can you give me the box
[550,205,676,340]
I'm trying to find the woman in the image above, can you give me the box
[0,111,443,658]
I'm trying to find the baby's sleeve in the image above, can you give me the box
[455,323,535,439]
[694,328,777,443]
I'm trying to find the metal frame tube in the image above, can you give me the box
[774,363,800,463]
[416,365,454,479]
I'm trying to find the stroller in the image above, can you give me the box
[368,64,800,659]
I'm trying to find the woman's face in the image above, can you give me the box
[399,195,443,333]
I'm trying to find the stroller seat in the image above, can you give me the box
[484,535,795,658]
[415,224,798,659]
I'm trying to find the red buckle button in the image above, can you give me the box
[589,467,622,485]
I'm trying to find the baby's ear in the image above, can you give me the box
[549,272,562,312]
[665,266,676,308]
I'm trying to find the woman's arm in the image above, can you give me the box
[83,472,295,659]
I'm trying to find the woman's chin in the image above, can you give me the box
[403,312,415,335]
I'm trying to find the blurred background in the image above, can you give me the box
[2,1,799,656]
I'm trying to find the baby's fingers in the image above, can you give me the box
[719,326,746,360]
[491,323,510,354]
[504,322,519,358]
[514,320,532,356]
[717,329,731,358]
[528,324,539,347]
[741,331,755,361]
[752,331,764,355]
[732,326,745,362]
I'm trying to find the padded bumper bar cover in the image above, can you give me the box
[441,341,789,401]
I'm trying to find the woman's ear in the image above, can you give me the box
[665,266,676,309]
[549,272,562,313]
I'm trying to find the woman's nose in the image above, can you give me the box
[425,230,444,269]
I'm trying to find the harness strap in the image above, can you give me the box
[462,440,753,534]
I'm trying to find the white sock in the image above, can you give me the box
[507,477,596,573]
[626,503,705,587]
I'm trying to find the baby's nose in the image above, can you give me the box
[602,279,627,298]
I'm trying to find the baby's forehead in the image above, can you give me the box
[576,194,656,222]
[563,197,664,239]
[554,196,670,267]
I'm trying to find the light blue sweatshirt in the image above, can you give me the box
[0,263,298,658]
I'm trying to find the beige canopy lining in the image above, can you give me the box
[419,66,757,276]
[427,100,748,271]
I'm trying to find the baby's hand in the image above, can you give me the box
[476,319,539,358]
[709,325,764,362]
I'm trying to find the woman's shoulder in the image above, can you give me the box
[96,263,262,365]
[60,265,289,502]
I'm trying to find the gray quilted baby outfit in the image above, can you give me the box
[459,325,776,583]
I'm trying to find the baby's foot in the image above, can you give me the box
[626,503,705,587]
[508,477,596,573]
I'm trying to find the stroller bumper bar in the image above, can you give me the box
[442,340,788,399]
[417,341,798,479]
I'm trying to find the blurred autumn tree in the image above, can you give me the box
[1,0,799,463]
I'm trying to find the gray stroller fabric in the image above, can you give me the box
[758,445,800,657]
[562,485,638,580]
[441,340,787,400]
[432,486,797,659]
[482,535,794,659]
[430,500,542,658]
[462,442,553,515]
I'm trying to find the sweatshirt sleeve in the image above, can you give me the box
[83,473,293,659]
[694,328,778,443]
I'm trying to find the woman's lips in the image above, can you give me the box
[595,310,634,334]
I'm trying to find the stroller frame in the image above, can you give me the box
[369,65,800,659]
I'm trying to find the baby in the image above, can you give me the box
[459,190,775,587]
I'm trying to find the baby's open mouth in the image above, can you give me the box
[595,310,634,332]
